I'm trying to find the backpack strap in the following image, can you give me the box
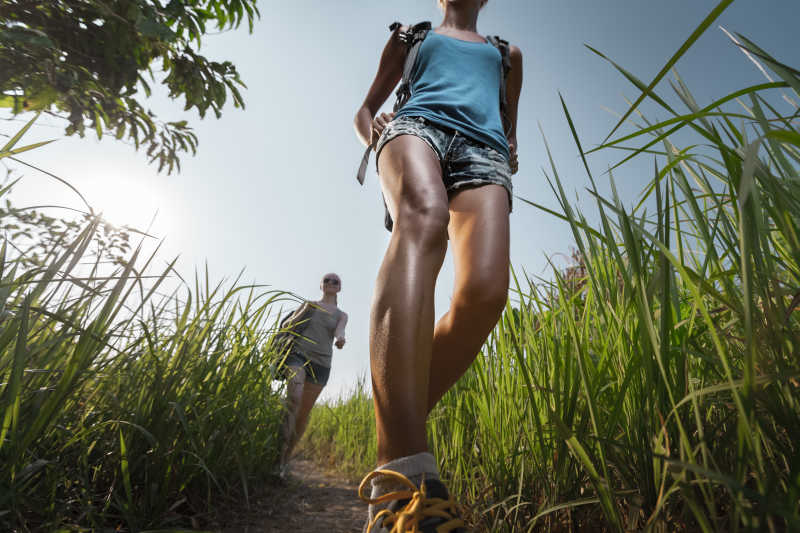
[486,35,512,136]
[393,21,432,112]
[357,21,431,185]
[356,143,372,185]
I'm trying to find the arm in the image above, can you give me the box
[354,26,408,148]
[505,45,523,174]
[334,311,348,349]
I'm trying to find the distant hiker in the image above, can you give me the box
[280,273,348,473]
[353,0,523,530]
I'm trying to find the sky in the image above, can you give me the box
[3,0,799,401]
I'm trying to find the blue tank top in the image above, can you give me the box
[395,31,510,160]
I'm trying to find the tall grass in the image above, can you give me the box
[306,4,800,531]
[0,118,295,530]
[302,374,376,482]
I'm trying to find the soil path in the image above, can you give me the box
[222,458,365,533]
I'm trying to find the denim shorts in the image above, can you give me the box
[284,352,331,386]
[374,115,513,230]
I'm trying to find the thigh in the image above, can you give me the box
[285,364,306,404]
[448,185,511,292]
[295,381,324,431]
[299,382,324,415]
[377,134,449,224]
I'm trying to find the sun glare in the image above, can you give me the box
[83,172,167,233]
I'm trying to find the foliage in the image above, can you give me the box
[0,199,133,268]
[302,375,377,483]
[0,118,297,530]
[0,0,259,173]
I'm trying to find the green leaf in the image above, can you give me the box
[1,111,40,152]
[0,28,55,49]
[0,140,56,160]
[136,13,177,42]
[602,0,735,143]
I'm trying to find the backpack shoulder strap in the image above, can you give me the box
[486,35,512,135]
[357,21,431,185]
[393,21,432,112]
[278,307,297,328]
[486,35,511,77]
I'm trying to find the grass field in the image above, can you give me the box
[0,126,298,529]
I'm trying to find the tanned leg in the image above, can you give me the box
[372,135,449,465]
[281,365,305,464]
[427,185,510,412]
[289,381,324,456]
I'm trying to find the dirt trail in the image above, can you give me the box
[222,458,366,533]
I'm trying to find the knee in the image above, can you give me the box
[393,199,449,250]
[287,366,305,385]
[454,275,508,323]
[285,369,305,404]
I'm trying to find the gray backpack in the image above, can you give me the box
[271,306,313,380]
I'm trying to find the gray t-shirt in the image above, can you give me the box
[294,305,343,368]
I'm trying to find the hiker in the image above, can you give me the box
[353,0,522,530]
[280,273,348,472]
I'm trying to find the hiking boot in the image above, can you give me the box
[359,469,467,533]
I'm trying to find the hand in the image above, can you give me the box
[508,142,519,175]
[371,112,395,147]
[335,338,345,349]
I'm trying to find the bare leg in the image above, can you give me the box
[281,365,305,465]
[427,185,510,411]
[287,381,324,458]
[372,135,449,465]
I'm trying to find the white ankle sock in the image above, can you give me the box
[367,452,439,521]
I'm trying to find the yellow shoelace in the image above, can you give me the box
[358,469,466,533]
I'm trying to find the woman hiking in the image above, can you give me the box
[353,0,522,531]
[280,273,348,474]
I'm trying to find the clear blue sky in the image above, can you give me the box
[4,0,799,400]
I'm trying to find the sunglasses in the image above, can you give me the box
[323,278,340,285]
